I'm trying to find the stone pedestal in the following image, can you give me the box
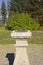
[11,30,32,65]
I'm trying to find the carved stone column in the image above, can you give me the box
[11,30,32,65]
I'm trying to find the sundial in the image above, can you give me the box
[11,30,32,65]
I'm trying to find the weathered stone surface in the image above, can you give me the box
[11,30,32,39]
[14,40,30,65]
[11,30,32,65]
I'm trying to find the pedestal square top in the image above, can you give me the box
[11,30,32,39]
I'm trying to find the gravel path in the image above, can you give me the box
[0,44,43,65]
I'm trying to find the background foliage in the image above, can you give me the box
[6,13,40,30]
[7,0,43,26]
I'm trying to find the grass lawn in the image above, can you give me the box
[0,27,43,44]
[28,31,43,44]
[0,27,15,44]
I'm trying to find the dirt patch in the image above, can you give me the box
[0,44,43,65]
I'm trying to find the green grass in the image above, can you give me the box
[0,27,15,44]
[39,26,43,31]
[0,27,43,44]
[28,31,43,44]
[0,27,5,30]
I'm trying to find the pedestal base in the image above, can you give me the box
[13,39,30,65]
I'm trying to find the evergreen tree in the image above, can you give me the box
[8,0,26,15]
[25,0,43,23]
[8,0,18,15]
[1,0,7,24]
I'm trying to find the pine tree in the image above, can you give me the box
[8,0,26,15]
[1,0,7,24]
[25,0,43,22]
[8,0,18,15]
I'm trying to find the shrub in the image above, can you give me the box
[6,13,40,30]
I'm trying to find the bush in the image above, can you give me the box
[6,13,40,30]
